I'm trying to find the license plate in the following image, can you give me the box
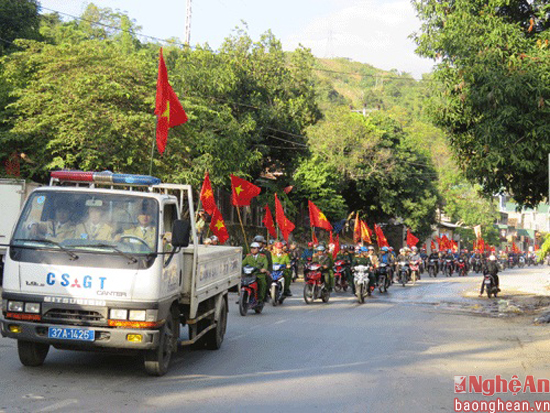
[48,327,95,342]
[484,280,491,285]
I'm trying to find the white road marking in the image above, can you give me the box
[37,399,78,412]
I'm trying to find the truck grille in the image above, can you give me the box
[44,309,105,325]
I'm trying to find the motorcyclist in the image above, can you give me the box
[458,249,470,273]
[352,247,377,294]
[311,245,334,292]
[301,242,315,279]
[428,249,440,274]
[409,246,422,281]
[272,241,292,297]
[480,254,500,296]
[377,246,393,286]
[253,235,272,299]
[335,245,352,291]
[288,242,301,281]
[241,242,269,305]
[443,249,455,275]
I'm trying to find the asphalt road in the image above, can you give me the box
[1,268,549,413]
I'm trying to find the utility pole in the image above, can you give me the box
[185,0,192,45]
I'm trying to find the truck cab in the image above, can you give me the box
[1,171,241,375]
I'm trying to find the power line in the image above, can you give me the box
[39,6,433,83]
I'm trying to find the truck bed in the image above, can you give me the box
[181,245,242,317]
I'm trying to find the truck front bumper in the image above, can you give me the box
[0,317,160,350]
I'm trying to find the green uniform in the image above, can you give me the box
[352,254,376,290]
[312,253,334,290]
[335,252,352,290]
[272,252,291,294]
[242,252,269,303]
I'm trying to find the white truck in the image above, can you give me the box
[1,171,241,375]
[0,179,40,285]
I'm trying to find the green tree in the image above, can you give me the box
[413,0,550,208]
[302,108,439,239]
[0,0,41,56]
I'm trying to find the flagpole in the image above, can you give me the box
[235,206,249,252]
[149,124,157,176]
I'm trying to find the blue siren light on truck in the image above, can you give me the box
[51,170,161,186]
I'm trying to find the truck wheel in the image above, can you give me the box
[144,311,176,376]
[18,340,49,367]
[205,298,227,350]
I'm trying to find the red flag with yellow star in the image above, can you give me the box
[231,175,261,207]
[360,220,372,244]
[274,193,295,242]
[353,212,361,243]
[406,229,419,248]
[209,205,229,244]
[374,223,390,248]
[308,200,332,231]
[262,204,277,239]
[199,172,216,216]
[155,48,188,154]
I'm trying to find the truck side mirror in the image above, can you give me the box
[171,220,190,248]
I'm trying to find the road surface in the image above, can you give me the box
[1,267,549,412]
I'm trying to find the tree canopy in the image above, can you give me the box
[413,0,550,208]
[0,2,506,244]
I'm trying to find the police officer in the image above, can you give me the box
[272,241,292,296]
[312,245,334,291]
[352,247,376,294]
[242,242,269,304]
[301,242,315,279]
[253,235,272,299]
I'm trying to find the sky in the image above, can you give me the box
[38,0,435,79]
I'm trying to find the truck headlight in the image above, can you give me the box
[8,301,24,312]
[128,310,146,321]
[24,303,40,314]
[109,309,128,320]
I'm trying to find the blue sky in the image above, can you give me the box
[39,0,435,79]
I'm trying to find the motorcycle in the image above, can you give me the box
[397,261,409,286]
[353,264,372,303]
[427,259,438,277]
[303,263,330,304]
[290,258,299,282]
[456,258,467,277]
[508,257,516,269]
[376,263,391,293]
[473,258,482,274]
[409,259,421,284]
[444,259,454,277]
[333,260,349,292]
[239,265,265,316]
[518,256,526,268]
[483,273,499,298]
[270,263,286,306]
[499,258,508,270]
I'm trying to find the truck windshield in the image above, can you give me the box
[11,191,159,255]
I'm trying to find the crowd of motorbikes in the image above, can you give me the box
[238,243,543,314]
